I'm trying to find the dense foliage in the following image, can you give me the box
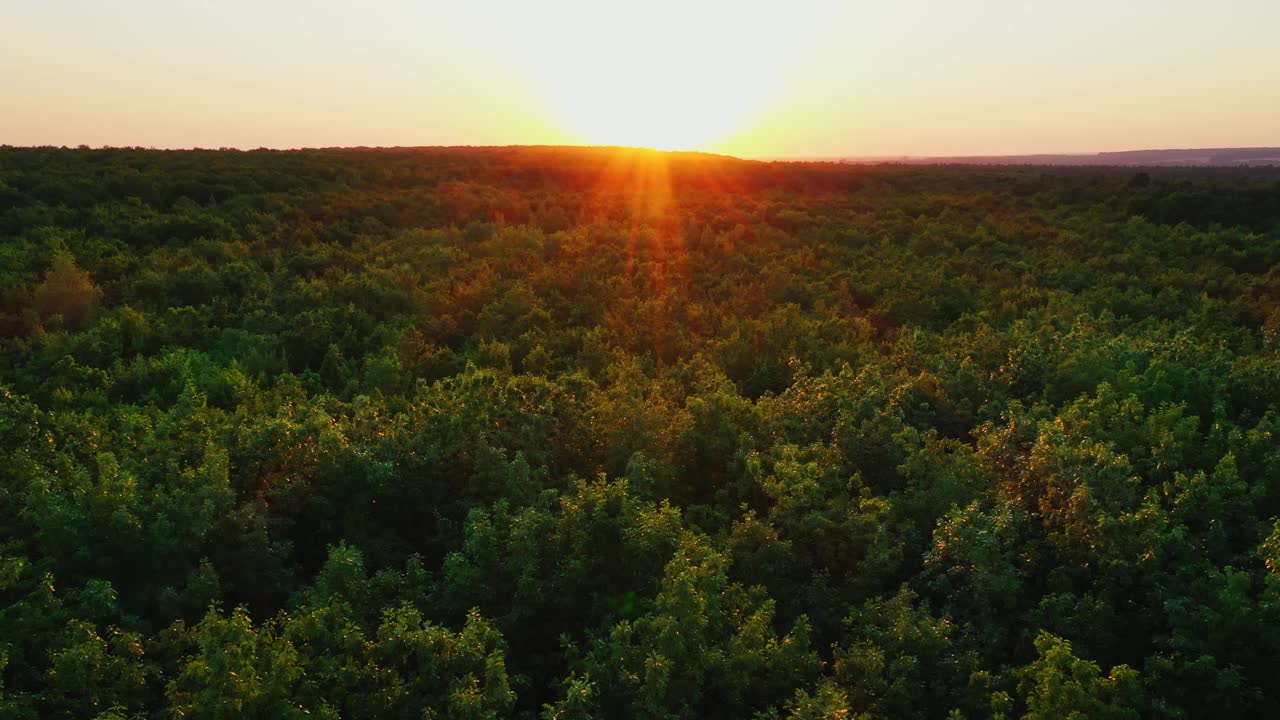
[2,145,1280,718]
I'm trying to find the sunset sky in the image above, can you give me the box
[4,0,1278,157]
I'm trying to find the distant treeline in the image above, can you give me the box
[841,146,1280,167]
[1,146,1280,718]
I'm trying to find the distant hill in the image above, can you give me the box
[830,147,1280,167]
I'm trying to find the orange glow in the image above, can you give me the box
[4,2,1277,155]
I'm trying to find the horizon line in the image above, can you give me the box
[4,142,1279,164]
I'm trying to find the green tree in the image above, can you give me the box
[1018,632,1140,720]
[32,253,103,331]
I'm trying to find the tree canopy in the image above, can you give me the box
[1,145,1279,718]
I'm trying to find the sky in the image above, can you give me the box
[3,0,1278,157]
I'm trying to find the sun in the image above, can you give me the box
[509,1,778,152]
[541,52,762,151]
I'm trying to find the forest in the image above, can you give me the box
[2,145,1280,719]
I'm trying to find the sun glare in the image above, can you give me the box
[508,1,780,152]
[542,53,762,151]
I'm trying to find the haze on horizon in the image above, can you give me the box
[3,0,1278,157]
